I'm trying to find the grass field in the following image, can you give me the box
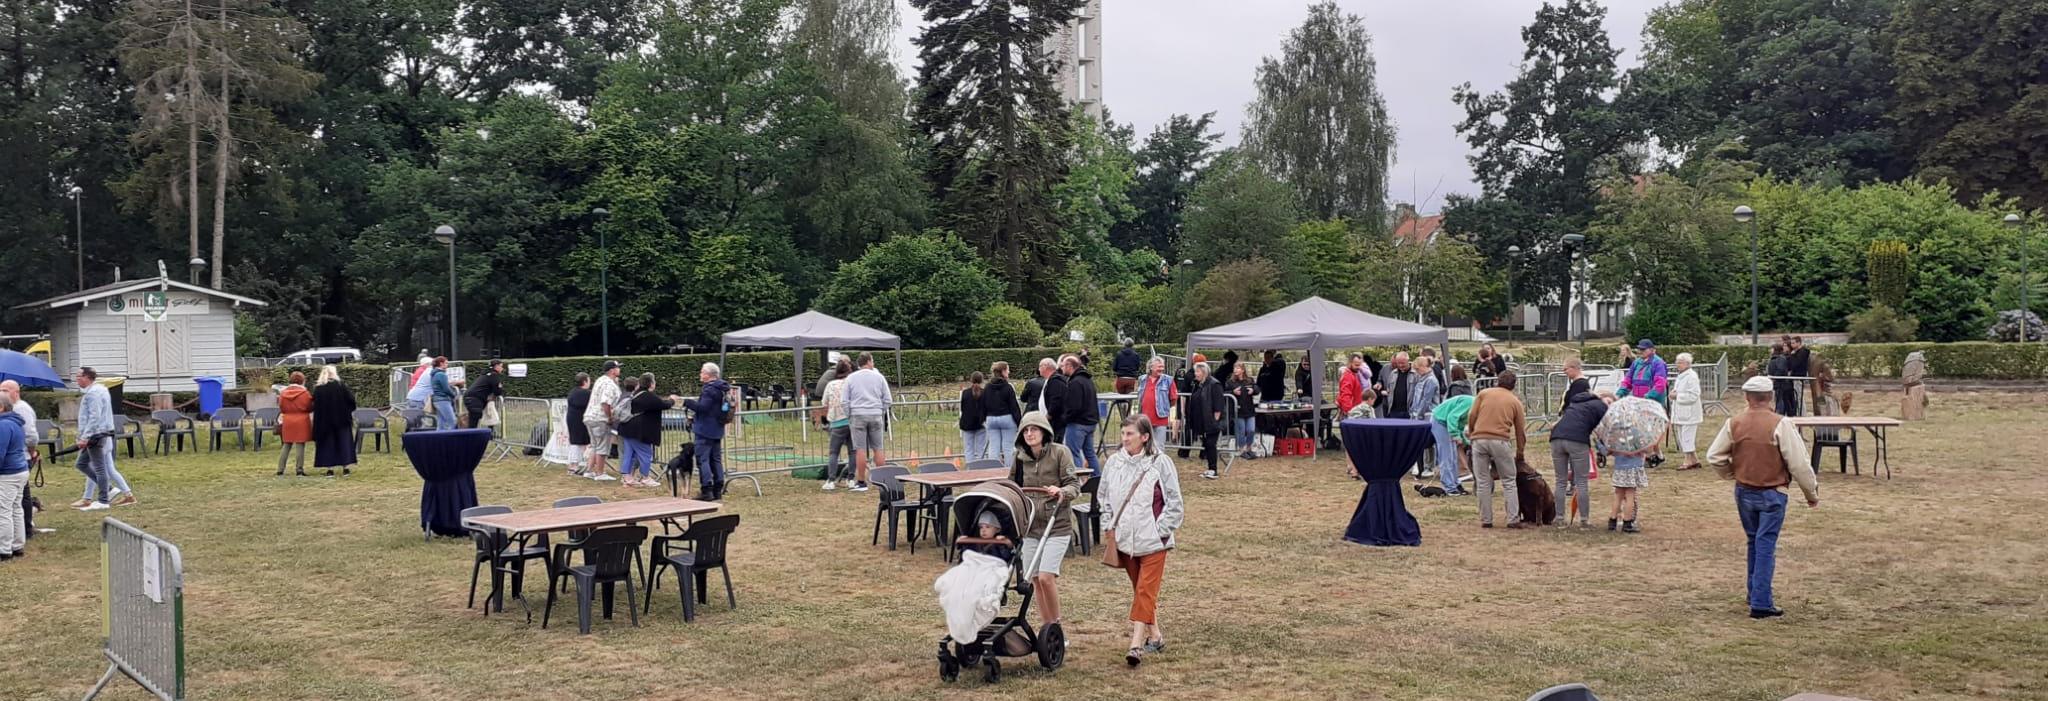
[3,389,2045,701]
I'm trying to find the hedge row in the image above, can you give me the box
[260,341,2043,408]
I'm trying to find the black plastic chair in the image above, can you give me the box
[869,466,930,552]
[208,408,249,451]
[548,496,604,593]
[400,407,436,432]
[1070,474,1102,555]
[353,409,390,452]
[645,514,740,621]
[116,419,145,459]
[1811,428,1859,475]
[767,384,794,409]
[544,526,647,634]
[151,410,196,455]
[964,459,1004,470]
[460,505,551,616]
[251,408,281,450]
[912,463,957,549]
[34,420,61,459]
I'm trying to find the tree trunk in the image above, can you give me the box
[185,0,199,275]
[210,0,229,288]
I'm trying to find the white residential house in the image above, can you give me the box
[1391,209,1633,340]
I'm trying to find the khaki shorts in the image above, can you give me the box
[1020,535,1071,577]
[584,420,614,454]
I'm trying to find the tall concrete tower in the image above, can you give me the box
[1047,0,1103,118]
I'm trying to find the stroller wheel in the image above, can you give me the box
[983,658,1001,684]
[1037,622,1067,670]
[939,657,960,682]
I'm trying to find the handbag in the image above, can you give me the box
[480,400,501,428]
[1099,463,1151,568]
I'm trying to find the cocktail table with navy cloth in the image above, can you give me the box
[1340,418,1432,547]
[404,428,492,539]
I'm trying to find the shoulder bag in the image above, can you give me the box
[1099,462,1151,568]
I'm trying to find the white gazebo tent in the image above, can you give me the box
[718,310,902,412]
[1184,296,1450,456]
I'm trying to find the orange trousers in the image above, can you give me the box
[1119,550,1168,624]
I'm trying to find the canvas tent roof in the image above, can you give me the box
[1185,296,1448,350]
[1184,296,1449,455]
[718,310,901,407]
[718,310,900,350]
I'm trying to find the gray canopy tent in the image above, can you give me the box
[718,310,902,410]
[1184,296,1450,456]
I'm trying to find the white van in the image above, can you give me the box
[281,347,363,365]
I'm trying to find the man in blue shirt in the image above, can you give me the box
[73,367,119,511]
[682,363,733,501]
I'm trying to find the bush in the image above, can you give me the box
[1847,304,1918,342]
[1623,299,1710,345]
[817,231,1006,348]
[1984,310,2046,343]
[1866,240,1910,309]
[1101,284,1178,345]
[968,304,1044,348]
[1180,259,1286,334]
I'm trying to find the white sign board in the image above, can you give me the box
[509,363,528,378]
[446,366,467,383]
[141,541,163,603]
[107,292,210,318]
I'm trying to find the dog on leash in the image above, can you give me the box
[1514,457,1558,525]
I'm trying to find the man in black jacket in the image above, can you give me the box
[1022,358,1065,444]
[1257,350,1287,402]
[1112,342,1142,394]
[1059,354,1100,471]
[463,359,507,428]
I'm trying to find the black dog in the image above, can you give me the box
[1412,484,1449,498]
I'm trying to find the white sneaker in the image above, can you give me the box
[850,482,870,492]
[78,502,111,512]
[821,481,836,491]
[589,473,617,482]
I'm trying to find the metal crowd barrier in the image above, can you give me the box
[85,519,185,701]
[491,397,553,463]
[640,398,990,497]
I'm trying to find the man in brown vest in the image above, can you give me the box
[1708,376,1821,619]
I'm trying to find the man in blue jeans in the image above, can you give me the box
[1058,355,1100,472]
[683,363,732,501]
[1708,376,1821,619]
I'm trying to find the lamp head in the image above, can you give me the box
[1733,205,1755,223]
[592,208,609,218]
[2005,213,2023,228]
[433,225,455,245]
[1561,233,1586,246]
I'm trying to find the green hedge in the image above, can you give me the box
[265,341,2048,408]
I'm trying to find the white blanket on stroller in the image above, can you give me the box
[933,550,1009,643]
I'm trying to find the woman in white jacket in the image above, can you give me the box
[1098,414,1184,667]
[1670,352,1704,470]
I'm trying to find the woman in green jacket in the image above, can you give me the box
[1009,411,1079,640]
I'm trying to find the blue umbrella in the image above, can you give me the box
[0,348,64,388]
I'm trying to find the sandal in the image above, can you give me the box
[1143,639,1166,654]
[1125,647,1144,667]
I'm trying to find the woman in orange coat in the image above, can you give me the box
[276,372,314,477]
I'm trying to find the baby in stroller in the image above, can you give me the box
[933,480,1065,683]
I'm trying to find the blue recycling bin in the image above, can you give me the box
[195,376,225,417]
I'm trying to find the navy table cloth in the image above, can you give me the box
[1340,418,1432,547]
[403,429,491,538]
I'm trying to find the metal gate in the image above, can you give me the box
[85,518,185,701]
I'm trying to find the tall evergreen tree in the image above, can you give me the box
[1891,0,2048,211]
[909,0,1084,321]
[1114,112,1221,255]
[1242,1,1395,230]
[1451,0,1638,318]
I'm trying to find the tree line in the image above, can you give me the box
[1,0,2041,358]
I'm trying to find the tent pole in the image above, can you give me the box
[795,346,807,443]
[1311,343,1324,458]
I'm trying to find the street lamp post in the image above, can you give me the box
[434,225,457,360]
[1505,244,1521,345]
[593,208,610,357]
[2007,215,2030,339]
[1558,233,1586,348]
[72,186,83,291]
[1735,205,1758,345]
[188,258,206,286]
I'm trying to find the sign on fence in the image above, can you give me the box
[85,518,185,701]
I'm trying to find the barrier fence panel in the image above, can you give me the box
[644,399,991,497]
[491,397,553,463]
[85,518,185,701]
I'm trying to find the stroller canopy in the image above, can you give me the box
[951,479,1030,540]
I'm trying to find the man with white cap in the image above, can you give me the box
[1708,375,1821,620]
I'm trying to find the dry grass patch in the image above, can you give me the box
[1,390,2044,700]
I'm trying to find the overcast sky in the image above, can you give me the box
[890,0,1664,213]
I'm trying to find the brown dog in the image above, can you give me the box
[1515,457,1558,526]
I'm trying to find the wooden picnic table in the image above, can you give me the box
[465,497,721,536]
[1786,416,1901,480]
[894,467,1094,557]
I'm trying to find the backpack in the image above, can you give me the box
[721,386,740,425]
[611,391,638,428]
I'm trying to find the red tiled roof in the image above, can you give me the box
[1393,213,1444,245]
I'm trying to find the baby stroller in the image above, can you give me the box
[934,479,1066,683]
